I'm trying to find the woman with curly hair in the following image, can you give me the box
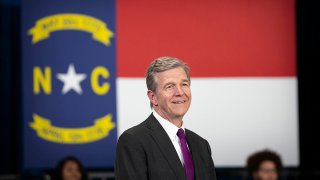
[246,149,283,180]
[53,156,88,180]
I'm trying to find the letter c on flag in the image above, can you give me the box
[91,66,110,95]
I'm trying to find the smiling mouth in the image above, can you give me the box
[173,100,186,104]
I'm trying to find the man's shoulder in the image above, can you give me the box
[119,114,155,138]
[185,129,208,142]
[121,120,147,136]
[186,129,212,152]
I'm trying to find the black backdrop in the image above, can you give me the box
[1,0,319,179]
[296,0,320,178]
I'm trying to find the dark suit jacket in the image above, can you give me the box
[115,113,217,180]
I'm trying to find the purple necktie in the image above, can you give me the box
[177,128,194,180]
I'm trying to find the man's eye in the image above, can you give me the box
[166,85,173,89]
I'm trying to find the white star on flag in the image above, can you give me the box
[57,64,87,94]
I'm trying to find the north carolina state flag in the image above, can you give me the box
[116,0,298,166]
[22,0,298,169]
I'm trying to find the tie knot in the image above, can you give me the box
[177,128,186,139]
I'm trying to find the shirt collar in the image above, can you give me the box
[153,111,185,141]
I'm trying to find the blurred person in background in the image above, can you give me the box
[246,149,283,180]
[53,156,88,180]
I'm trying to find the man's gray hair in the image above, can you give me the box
[146,56,190,108]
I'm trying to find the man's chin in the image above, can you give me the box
[173,111,188,118]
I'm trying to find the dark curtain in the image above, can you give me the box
[297,0,320,178]
[0,1,21,174]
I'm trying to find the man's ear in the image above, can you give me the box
[147,90,158,106]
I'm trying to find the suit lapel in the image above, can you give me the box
[185,129,201,180]
[146,114,186,180]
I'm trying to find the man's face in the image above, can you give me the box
[148,67,191,121]
[253,160,278,180]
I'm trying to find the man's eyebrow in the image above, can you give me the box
[163,82,175,87]
[162,79,189,87]
[182,79,190,83]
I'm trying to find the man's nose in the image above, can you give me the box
[174,85,185,95]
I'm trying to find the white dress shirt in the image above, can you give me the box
[153,111,186,165]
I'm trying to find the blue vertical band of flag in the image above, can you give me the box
[22,0,116,169]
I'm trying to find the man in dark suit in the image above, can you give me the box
[115,56,217,180]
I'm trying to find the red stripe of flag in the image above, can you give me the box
[117,0,295,77]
